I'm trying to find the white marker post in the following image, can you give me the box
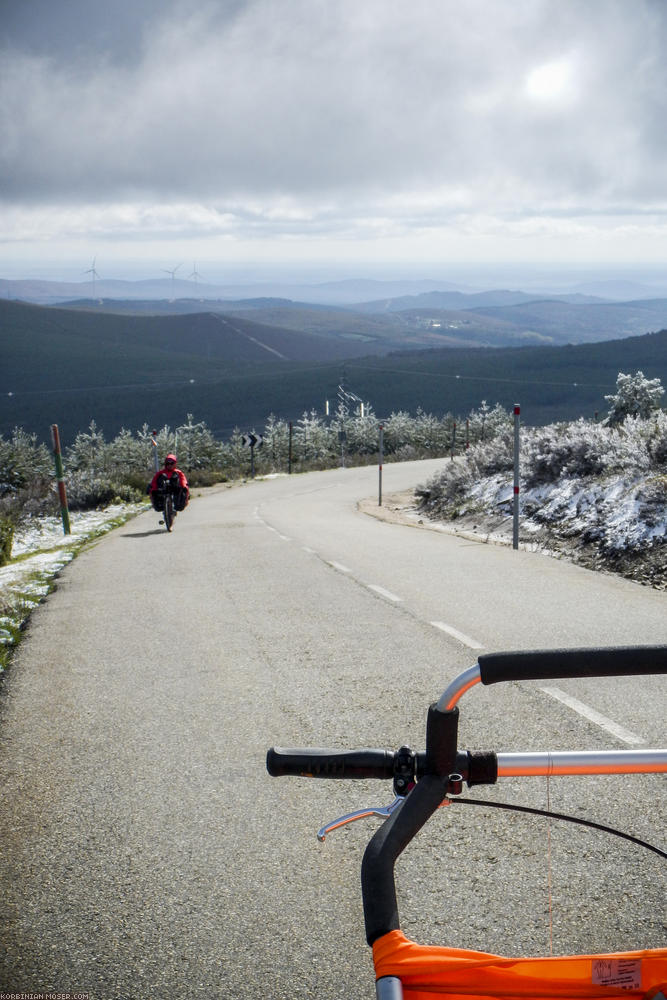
[513,404,520,550]
[378,424,384,506]
[151,429,160,473]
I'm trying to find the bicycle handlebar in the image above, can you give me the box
[438,645,667,709]
[267,747,499,788]
[478,645,667,685]
[266,748,397,780]
[267,645,667,947]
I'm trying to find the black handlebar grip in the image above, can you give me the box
[478,645,667,685]
[266,747,395,779]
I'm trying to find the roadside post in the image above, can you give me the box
[378,423,384,506]
[288,421,293,474]
[50,424,71,536]
[242,433,262,478]
[151,429,160,473]
[339,430,346,468]
[513,404,520,550]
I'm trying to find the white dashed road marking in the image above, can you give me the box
[367,585,403,602]
[430,621,485,650]
[541,686,645,745]
[329,561,352,574]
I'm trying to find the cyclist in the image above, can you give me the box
[148,454,189,514]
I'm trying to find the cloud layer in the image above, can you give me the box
[2,0,667,259]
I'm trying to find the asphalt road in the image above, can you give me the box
[1,460,665,999]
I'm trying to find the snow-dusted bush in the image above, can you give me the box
[467,400,513,443]
[262,413,290,468]
[466,427,515,476]
[522,420,613,485]
[645,410,667,466]
[66,421,112,476]
[0,428,52,495]
[296,409,336,463]
[418,413,667,509]
[64,472,140,511]
[105,428,151,472]
[0,517,13,566]
[414,460,474,514]
[382,411,414,453]
[604,370,664,426]
[416,408,667,579]
[3,401,513,515]
[0,429,55,530]
[174,414,225,470]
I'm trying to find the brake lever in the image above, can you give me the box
[317,795,405,842]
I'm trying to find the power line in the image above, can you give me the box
[3,358,620,401]
[346,363,615,391]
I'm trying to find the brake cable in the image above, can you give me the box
[448,797,666,859]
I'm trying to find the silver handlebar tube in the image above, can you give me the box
[436,664,481,711]
[497,749,667,776]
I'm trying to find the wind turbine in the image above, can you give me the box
[162,263,182,301]
[84,257,100,299]
[189,262,203,290]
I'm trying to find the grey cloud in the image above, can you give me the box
[2,0,667,220]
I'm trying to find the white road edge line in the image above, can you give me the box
[254,510,290,540]
[367,584,403,602]
[329,561,352,573]
[430,621,485,651]
[540,686,645,746]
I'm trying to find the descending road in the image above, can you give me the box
[1,460,665,1000]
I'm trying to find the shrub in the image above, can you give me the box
[522,420,610,486]
[0,516,13,566]
[604,371,664,426]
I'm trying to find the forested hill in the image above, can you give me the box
[1,296,666,444]
[0,298,381,367]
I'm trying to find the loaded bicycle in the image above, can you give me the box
[268,645,667,1000]
[152,474,178,531]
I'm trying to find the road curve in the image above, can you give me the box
[0,460,665,999]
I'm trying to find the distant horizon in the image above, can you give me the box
[3,259,667,291]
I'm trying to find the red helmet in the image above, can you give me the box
[165,453,177,465]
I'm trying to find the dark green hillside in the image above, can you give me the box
[0,298,378,391]
[341,329,667,425]
[2,293,665,444]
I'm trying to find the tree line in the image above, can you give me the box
[0,370,663,567]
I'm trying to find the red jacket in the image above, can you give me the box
[150,466,189,493]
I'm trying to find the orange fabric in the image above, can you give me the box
[373,931,667,999]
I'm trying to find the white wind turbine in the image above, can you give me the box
[189,262,202,288]
[84,257,100,299]
[162,263,182,301]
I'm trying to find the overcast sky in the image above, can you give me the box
[2,0,667,279]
